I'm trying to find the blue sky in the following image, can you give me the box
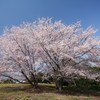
[0,0,100,36]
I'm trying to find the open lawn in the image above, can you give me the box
[0,83,100,100]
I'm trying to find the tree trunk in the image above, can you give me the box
[30,71,39,88]
[72,79,76,86]
[55,77,63,92]
[21,70,34,87]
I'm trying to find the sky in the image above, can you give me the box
[0,0,100,36]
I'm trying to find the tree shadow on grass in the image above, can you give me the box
[23,84,100,97]
[31,84,100,97]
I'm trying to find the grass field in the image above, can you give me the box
[0,83,100,100]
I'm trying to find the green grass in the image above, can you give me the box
[0,83,100,100]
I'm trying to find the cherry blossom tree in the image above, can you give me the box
[0,25,40,87]
[32,18,100,90]
[0,18,100,90]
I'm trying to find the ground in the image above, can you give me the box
[0,83,100,100]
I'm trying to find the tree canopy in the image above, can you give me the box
[0,18,100,89]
